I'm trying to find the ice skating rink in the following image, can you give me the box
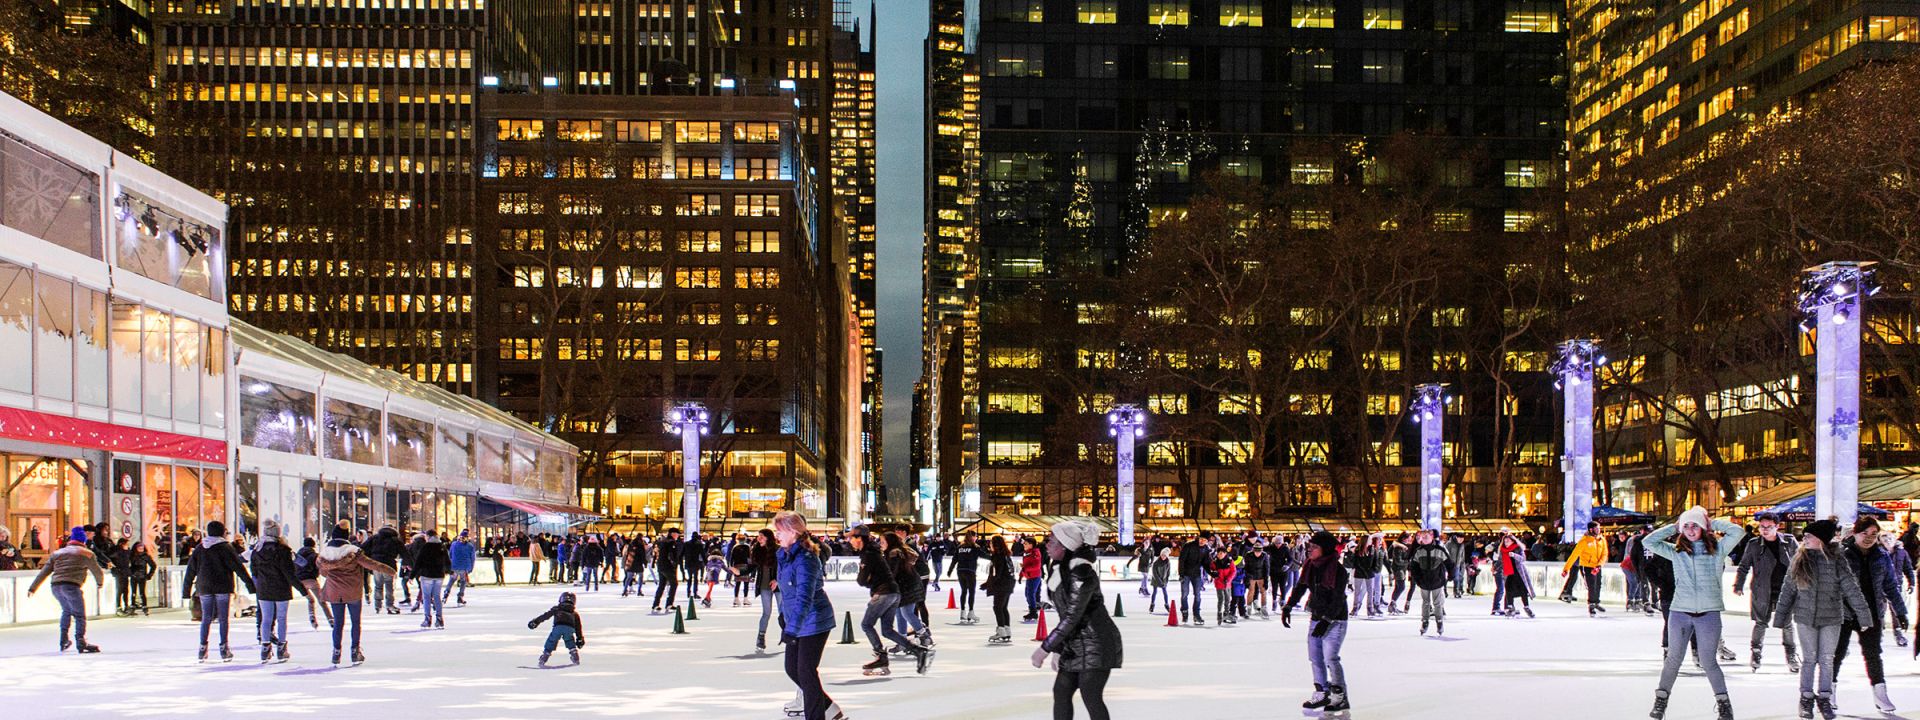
[0,579,1911,719]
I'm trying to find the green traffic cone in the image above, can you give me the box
[1113,594,1125,618]
[838,611,857,644]
[685,601,699,621]
[672,605,688,634]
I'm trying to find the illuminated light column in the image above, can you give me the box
[1800,262,1875,525]
[1107,404,1146,546]
[668,402,711,535]
[1553,339,1604,536]
[1412,384,1447,533]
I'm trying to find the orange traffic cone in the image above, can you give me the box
[1034,607,1049,641]
[1167,599,1180,627]
[946,588,957,610]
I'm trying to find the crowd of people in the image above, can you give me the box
[25,506,1920,720]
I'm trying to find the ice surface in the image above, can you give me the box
[0,577,1910,719]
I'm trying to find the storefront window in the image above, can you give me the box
[75,286,107,407]
[5,457,83,558]
[171,314,200,422]
[240,376,316,454]
[143,463,175,559]
[1219,483,1252,518]
[110,301,141,412]
[323,398,383,465]
[730,489,784,515]
[172,466,201,556]
[606,488,670,517]
[34,273,73,401]
[141,305,170,417]
[1076,484,1115,517]
[387,413,434,474]
[1145,485,1186,518]
[0,263,31,394]
[725,450,787,478]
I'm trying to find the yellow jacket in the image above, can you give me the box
[1563,535,1609,572]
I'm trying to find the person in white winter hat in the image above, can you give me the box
[1645,505,1746,720]
[1034,519,1121,720]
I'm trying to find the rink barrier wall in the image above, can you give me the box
[0,566,189,626]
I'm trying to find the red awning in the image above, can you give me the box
[483,495,601,519]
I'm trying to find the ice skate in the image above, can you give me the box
[1750,647,1761,671]
[1649,690,1669,719]
[1874,683,1896,712]
[1436,619,1445,635]
[197,645,208,663]
[757,631,767,651]
[1716,640,1736,662]
[568,648,579,664]
[988,626,1012,645]
[784,690,804,717]
[275,642,289,663]
[1324,684,1350,716]
[74,639,99,654]
[331,649,341,665]
[1523,606,1535,619]
[1898,628,1909,648]
[351,647,365,665]
[1798,694,1815,719]
[1815,694,1836,720]
[912,645,934,674]
[538,652,551,667]
[1420,619,1429,635]
[1714,693,1733,720]
[1785,645,1801,674]
[861,652,890,676]
[260,644,273,663]
[1302,683,1330,710]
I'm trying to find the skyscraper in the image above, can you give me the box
[923,0,1569,528]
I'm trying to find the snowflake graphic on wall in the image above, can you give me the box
[3,153,77,236]
[1829,408,1859,440]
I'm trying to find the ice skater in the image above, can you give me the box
[183,520,257,662]
[773,511,844,720]
[1408,528,1453,635]
[25,526,105,654]
[1733,511,1799,672]
[985,535,1018,645]
[1836,516,1901,713]
[1645,506,1745,720]
[1147,547,1171,613]
[953,532,982,624]
[317,521,399,666]
[1768,519,1866,720]
[528,591,586,667]
[247,520,310,663]
[1284,531,1351,717]
[1494,532,1533,618]
[1033,519,1121,720]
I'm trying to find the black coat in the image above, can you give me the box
[952,543,983,576]
[363,529,404,566]
[293,546,320,582]
[184,538,255,597]
[654,537,682,576]
[1042,558,1123,672]
[984,549,1016,596]
[1286,557,1350,622]
[577,542,606,567]
[856,545,897,595]
[249,540,305,602]
[890,549,925,604]
[1177,540,1208,578]
[412,537,450,579]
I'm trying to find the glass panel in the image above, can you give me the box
[173,466,201,551]
[33,273,73,401]
[141,306,170,418]
[323,398,384,465]
[235,471,258,539]
[171,314,200,422]
[386,414,434,473]
[0,263,31,394]
[353,484,371,530]
[110,301,141,412]
[0,131,100,257]
[75,286,107,406]
[476,434,508,484]
[113,189,222,300]
[511,443,537,493]
[239,376,317,454]
[202,327,225,426]
[142,463,174,559]
[436,425,473,482]
[303,478,322,540]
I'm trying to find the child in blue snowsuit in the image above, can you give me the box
[528,591,585,667]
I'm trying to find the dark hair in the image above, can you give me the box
[1854,517,1881,534]
[991,535,1009,555]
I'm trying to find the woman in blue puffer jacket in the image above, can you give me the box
[1645,506,1746,720]
[774,511,842,720]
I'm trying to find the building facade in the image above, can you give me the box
[917,0,982,519]
[922,0,1571,529]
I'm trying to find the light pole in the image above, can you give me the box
[1107,404,1146,547]
[1412,384,1446,533]
[1800,262,1875,526]
[1553,339,1604,536]
[668,402,710,535]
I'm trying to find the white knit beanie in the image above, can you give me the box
[1051,520,1101,552]
[1677,505,1711,531]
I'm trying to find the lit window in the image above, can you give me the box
[1504,1,1561,32]
[1220,0,1262,27]
[986,441,1043,465]
[987,347,1043,369]
[1147,393,1187,414]
[1077,0,1116,23]
[985,392,1044,413]
[733,267,781,289]
[1148,0,1188,26]
[1363,0,1404,29]
[1293,0,1334,28]
[1503,159,1556,188]
[1291,158,1333,184]
[1366,395,1403,415]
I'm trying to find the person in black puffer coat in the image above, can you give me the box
[577,536,606,593]
[1285,531,1353,715]
[249,520,309,662]
[412,531,451,629]
[1035,520,1121,720]
[362,527,405,613]
[886,532,932,648]
[183,520,256,661]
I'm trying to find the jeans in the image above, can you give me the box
[372,574,396,608]
[785,631,834,720]
[580,566,600,592]
[1420,587,1447,624]
[1306,619,1349,687]
[653,571,679,608]
[1351,575,1382,615]
[543,623,579,654]
[1835,619,1886,685]
[198,594,233,648]
[419,578,445,624]
[1024,577,1043,616]
[861,593,912,653]
[492,555,504,584]
[1148,584,1169,610]
[259,599,290,645]
[957,572,978,612]
[1659,611,1727,694]
[443,571,470,602]
[931,557,945,590]
[623,568,642,595]
[50,583,85,642]
[897,604,927,635]
[758,589,777,636]
[1749,591,1796,656]
[1453,564,1468,596]
[1180,575,1206,617]
[1794,623,1843,696]
[1624,568,1643,605]
[1053,668,1112,720]
[529,559,542,584]
[329,601,363,651]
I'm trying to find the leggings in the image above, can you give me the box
[957,572,977,612]
[993,592,1013,627]
[1502,575,1531,610]
[1053,668,1112,720]
[1835,620,1886,685]
[784,631,834,720]
[1658,610,1727,695]
[114,576,130,609]
[735,573,753,599]
[130,578,148,610]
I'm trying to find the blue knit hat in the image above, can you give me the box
[69,526,88,544]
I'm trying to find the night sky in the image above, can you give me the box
[870,1,926,490]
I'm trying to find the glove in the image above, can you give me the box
[1029,646,1049,669]
[527,620,538,629]
[1311,619,1331,638]
[781,632,796,645]
[1280,607,1291,628]
[1049,652,1061,671]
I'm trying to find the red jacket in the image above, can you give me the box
[1020,547,1043,579]
[1211,557,1238,590]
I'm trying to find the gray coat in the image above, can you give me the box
[1771,547,1872,630]
[1043,557,1123,672]
[1734,532,1797,604]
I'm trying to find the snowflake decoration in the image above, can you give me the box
[1829,408,1859,440]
